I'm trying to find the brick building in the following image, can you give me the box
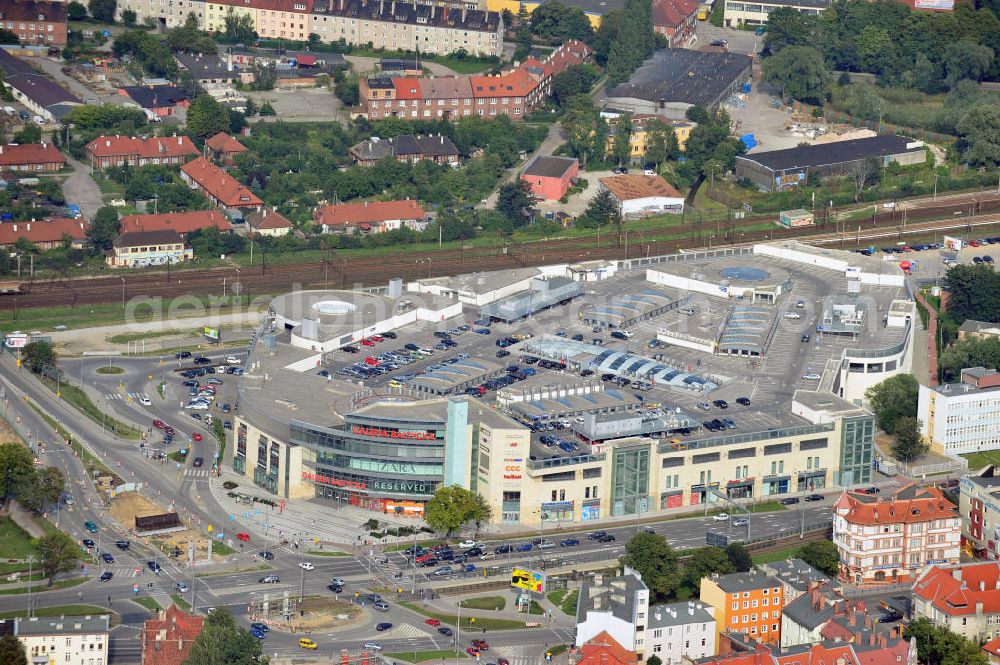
[521,156,578,201]
[86,135,200,169]
[120,210,233,238]
[0,1,68,46]
[0,142,65,172]
[180,157,263,216]
[141,605,205,665]
[206,132,248,165]
[0,218,88,251]
[349,134,460,167]
[913,562,1000,643]
[313,199,428,234]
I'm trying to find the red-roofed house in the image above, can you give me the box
[0,142,66,172]
[833,483,960,585]
[245,208,293,237]
[205,132,248,165]
[86,135,199,169]
[652,0,698,47]
[914,562,1000,642]
[180,157,262,216]
[141,604,204,665]
[984,636,1000,664]
[576,632,638,665]
[700,631,916,665]
[0,218,87,250]
[313,199,428,235]
[119,210,232,237]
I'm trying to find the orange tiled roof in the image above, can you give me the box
[181,157,263,208]
[578,632,638,665]
[0,142,65,168]
[652,0,699,28]
[314,199,426,226]
[834,483,957,526]
[141,605,205,665]
[392,78,423,100]
[206,132,247,154]
[0,218,86,246]
[120,210,232,235]
[86,135,199,159]
[470,68,535,98]
[983,636,1000,658]
[914,562,1000,617]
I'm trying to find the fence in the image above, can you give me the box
[909,457,968,477]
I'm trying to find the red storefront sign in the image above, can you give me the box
[351,425,435,440]
[302,471,367,490]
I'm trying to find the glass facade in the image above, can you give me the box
[836,415,874,486]
[289,415,447,511]
[610,444,650,516]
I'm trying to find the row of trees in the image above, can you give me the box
[621,532,840,601]
[864,374,928,462]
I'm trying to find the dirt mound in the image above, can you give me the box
[109,492,165,525]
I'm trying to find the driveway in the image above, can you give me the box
[480,122,566,208]
[62,155,105,219]
[26,55,104,104]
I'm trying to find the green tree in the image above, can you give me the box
[905,617,989,665]
[864,373,919,434]
[0,248,11,275]
[957,104,1000,167]
[221,11,257,44]
[0,442,35,501]
[944,42,994,88]
[183,607,264,665]
[605,0,654,87]
[529,2,594,43]
[121,9,136,25]
[334,76,360,106]
[560,94,603,167]
[762,45,830,104]
[495,180,533,226]
[516,6,533,56]
[22,341,56,376]
[13,124,42,144]
[681,546,733,592]
[17,466,65,513]
[550,64,597,107]
[88,0,116,22]
[622,533,679,600]
[611,113,633,167]
[37,531,79,586]
[940,337,1000,382]
[87,206,119,252]
[578,187,620,228]
[187,95,231,142]
[259,101,276,116]
[763,6,819,54]
[725,542,752,573]
[0,634,26,665]
[891,416,927,463]
[424,485,492,537]
[67,1,88,20]
[796,540,839,577]
[645,656,661,665]
[943,263,1000,324]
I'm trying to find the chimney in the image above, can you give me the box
[26,224,30,232]
[978,601,985,616]
[982,581,986,592]
[462,7,466,21]
[953,569,963,581]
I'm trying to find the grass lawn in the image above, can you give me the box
[558,589,578,616]
[196,563,272,577]
[170,594,191,610]
[386,651,467,663]
[528,600,544,615]
[0,517,38,559]
[43,378,141,440]
[0,605,111,619]
[131,597,161,612]
[399,601,534,630]
[459,596,505,611]
[108,328,196,344]
[747,501,788,514]
[549,644,569,657]
[962,451,1000,471]
[212,540,234,556]
[95,366,124,375]
[546,590,566,606]
[307,550,349,556]
[0,577,89,595]
[751,544,803,565]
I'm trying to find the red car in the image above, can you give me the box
[370,335,384,342]
[466,649,480,657]
[425,618,441,627]
[153,419,166,429]
[164,427,175,436]
[192,432,203,441]
[364,357,380,366]
[236,533,251,541]
[471,640,489,651]
[361,339,375,347]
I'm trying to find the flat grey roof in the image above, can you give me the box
[737,135,922,172]
[648,601,715,628]
[16,615,110,636]
[607,48,751,107]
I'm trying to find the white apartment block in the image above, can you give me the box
[833,484,961,586]
[645,601,716,665]
[4,615,111,665]
[116,0,205,28]
[575,568,650,656]
[919,367,1000,455]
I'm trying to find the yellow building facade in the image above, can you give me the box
[606,115,695,164]
[485,0,602,26]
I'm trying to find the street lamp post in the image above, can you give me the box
[120,278,126,309]
[26,555,33,617]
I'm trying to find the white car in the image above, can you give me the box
[298,562,315,570]
[802,373,822,381]
[782,312,802,320]
[139,396,152,406]
[458,540,481,549]
[226,355,241,365]
[186,401,210,410]
[479,551,496,560]
[109,198,127,207]
[538,539,555,549]
[712,513,729,521]
[643,168,656,176]
[363,641,383,651]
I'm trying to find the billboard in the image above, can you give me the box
[203,327,220,342]
[511,568,545,593]
[914,0,954,9]
[4,334,27,348]
[943,236,963,251]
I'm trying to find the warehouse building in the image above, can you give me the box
[600,174,685,219]
[478,275,581,323]
[604,49,752,120]
[735,136,926,192]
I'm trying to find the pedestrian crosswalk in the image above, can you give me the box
[105,392,150,402]
[101,562,185,578]
[381,623,430,640]
[184,469,211,478]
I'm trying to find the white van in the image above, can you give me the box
[2,106,14,116]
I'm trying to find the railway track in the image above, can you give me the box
[6,201,1000,312]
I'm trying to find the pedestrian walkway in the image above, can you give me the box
[184,469,211,478]
[913,289,939,386]
[104,392,150,402]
